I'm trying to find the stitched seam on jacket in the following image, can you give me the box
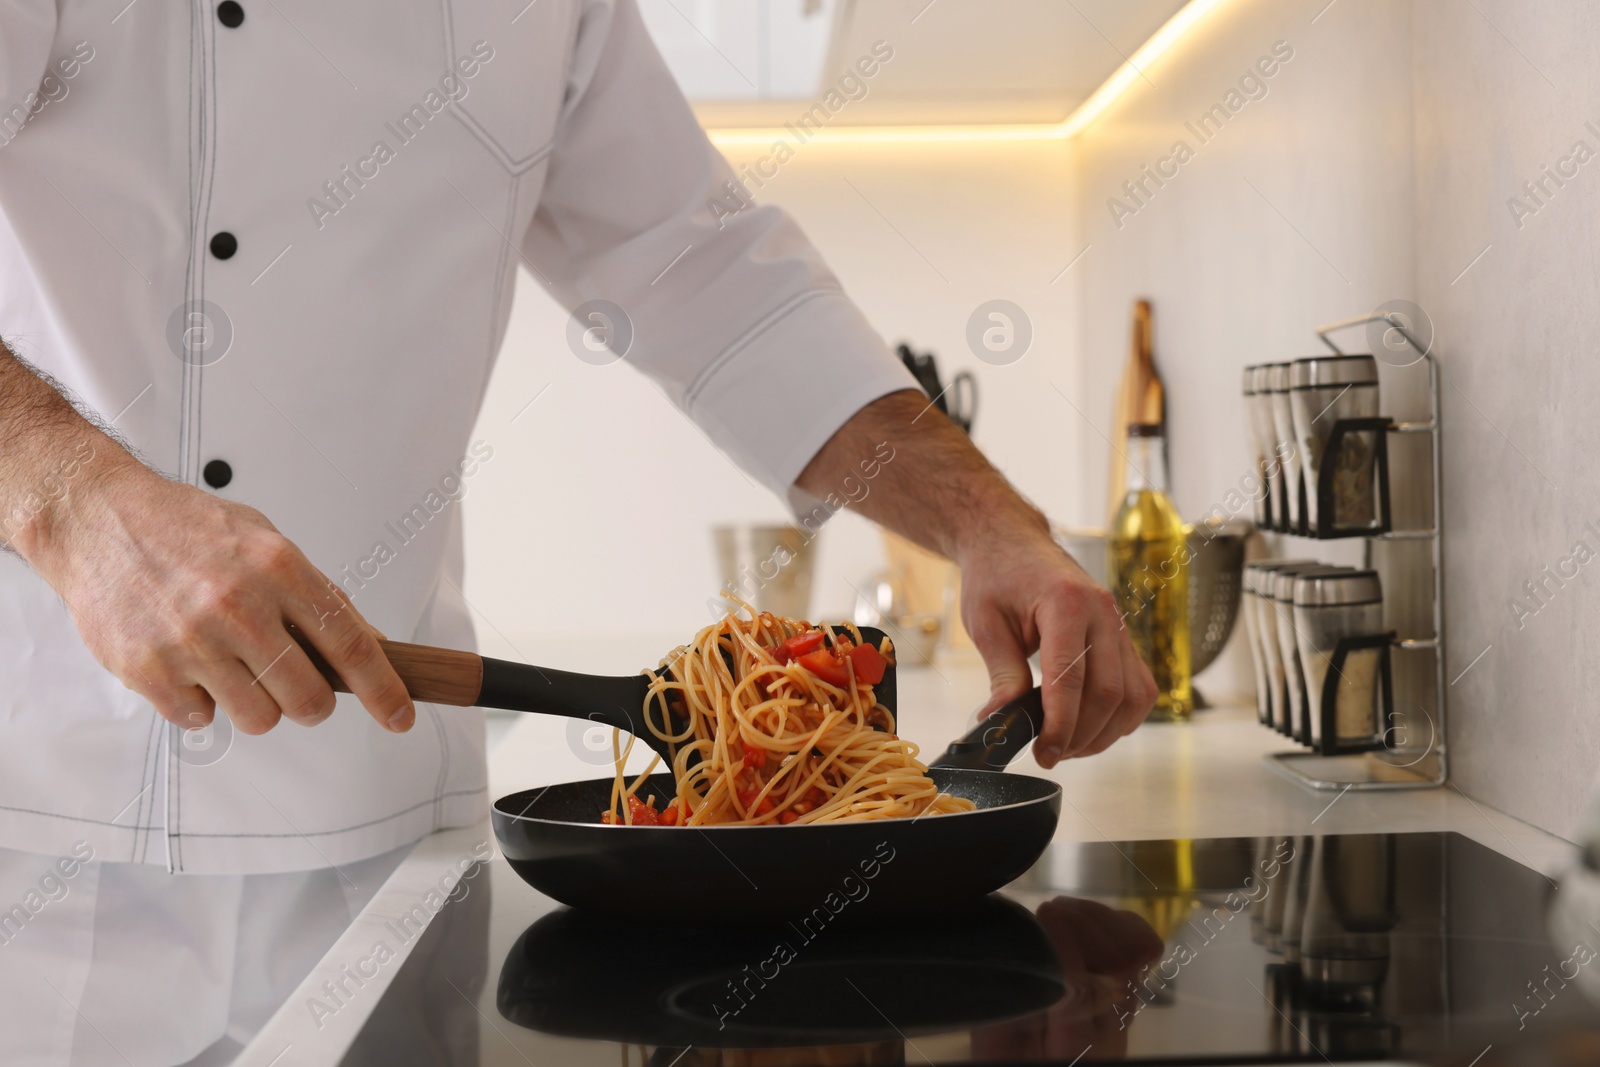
[0,788,482,840]
[0,805,157,830]
[170,788,485,839]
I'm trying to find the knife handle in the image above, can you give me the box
[292,631,484,706]
[930,688,1045,770]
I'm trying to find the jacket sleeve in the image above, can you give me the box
[520,0,919,507]
[0,2,58,150]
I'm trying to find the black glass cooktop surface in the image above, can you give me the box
[336,832,1600,1066]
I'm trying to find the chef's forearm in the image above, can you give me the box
[796,389,1049,565]
[0,340,142,558]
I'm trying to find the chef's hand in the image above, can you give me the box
[20,458,415,736]
[959,520,1157,767]
[796,389,1156,769]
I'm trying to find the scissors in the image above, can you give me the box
[896,343,978,434]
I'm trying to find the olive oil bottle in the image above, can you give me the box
[1108,423,1193,721]
[1106,300,1164,520]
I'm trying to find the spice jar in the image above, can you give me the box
[1243,365,1279,529]
[1293,569,1385,749]
[1244,563,1286,733]
[1289,355,1381,534]
[1242,564,1273,726]
[1266,363,1302,533]
[1274,566,1347,744]
[1247,560,1321,737]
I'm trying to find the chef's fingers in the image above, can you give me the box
[197,660,285,736]
[246,630,338,727]
[287,578,414,733]
[1032,595,1094,768]
[969,607,1035,721]
[1063,616,1125,758]
[144,685,216,729]
[1078,633,1154,756]
[328,582,387,640]
[1120,638,1158,735]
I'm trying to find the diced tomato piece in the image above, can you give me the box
[742,746,769,771]
[797,648,851,687]
[737,788,775,816]
[779,810,798,824]
[625,796,660,826]
[772,631,826,664]
[658,802,681,827]
[793,785,828,815]
[848,642,887,685]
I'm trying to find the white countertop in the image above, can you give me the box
[236,656,1579,1066]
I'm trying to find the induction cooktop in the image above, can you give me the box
[334,832,1600,1066]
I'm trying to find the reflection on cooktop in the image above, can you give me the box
[338,832,1600,1066]
[496,893,1157,1056]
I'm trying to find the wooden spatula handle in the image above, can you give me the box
[292,632,484,707]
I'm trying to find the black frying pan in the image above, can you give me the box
[492,688,1058,921]
[299,626,1059,921]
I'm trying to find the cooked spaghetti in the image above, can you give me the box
[603,604,974,827]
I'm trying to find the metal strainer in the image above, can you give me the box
[1052,517,1253,677]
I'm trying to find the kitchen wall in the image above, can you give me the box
[461,135,1080,673]
[1072,0,1600,838]
[1409,1,1600,838]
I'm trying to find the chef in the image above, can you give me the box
[0,0,1156,1061]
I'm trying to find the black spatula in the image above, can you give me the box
[293,625,897,771]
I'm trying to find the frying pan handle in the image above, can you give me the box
[292,631,484,706]
[930,688,1045,770]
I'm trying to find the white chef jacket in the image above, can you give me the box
[0,842,414,1065]
[0,0,916,874]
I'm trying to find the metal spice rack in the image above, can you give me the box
[1264,312,1446,792]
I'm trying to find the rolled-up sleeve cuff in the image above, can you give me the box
[681,287,920,514]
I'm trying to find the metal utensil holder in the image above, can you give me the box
[1265,312,1446,791]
